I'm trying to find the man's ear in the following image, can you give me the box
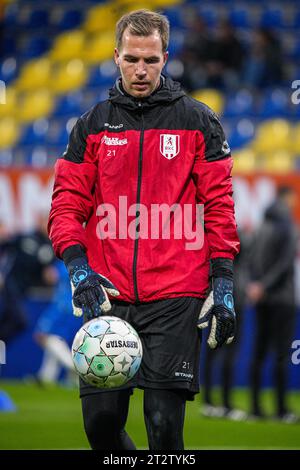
[163,51,169,66]
[114,48,120,67]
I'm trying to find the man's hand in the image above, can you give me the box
[68,259,119,319]
[197,277,236,349]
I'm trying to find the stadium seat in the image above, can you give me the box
[20,119,49,146]
[229,8,252,29]
[253,119,292,154]
[84,4,118,34]
[0,58,18,85]
[260,8,286,28]
[232,148,257,173]
[261,151,294,173]
[53,9,84,31]
[223,89,255,118]
[0,87,18,118]
[228,118,256,150]
[50,60,87,94]
[83,33,115,64]
[290,123,300,155]
[50,30,85,62]
[191,89,224,115]
[24,9,50,29]
[52,91,84,117]
[18,89,54,123]
[87,61,118,88]
[15,58,52,92]
[0,117,20,149]
[22,36,51,60]
[257,89,290,118]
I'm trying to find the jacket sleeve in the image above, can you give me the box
[48,115,98,259]
[192,107,240,260]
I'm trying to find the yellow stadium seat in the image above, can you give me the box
[84,33,115,64]
[50,60,88,94]
[0,87,18,118]
[191,89,224,116]
[118,1,153,13]
[18,89,54,123]
[50,30,85,62]
[15,58,52,92]
[232,148,257,174]
[253,119,292,154]
[261,151,294,173]
[84,4,118,34]
[290,123,300,155]
[0,117,20,149]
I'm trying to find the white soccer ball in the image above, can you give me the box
[72,316,143,388]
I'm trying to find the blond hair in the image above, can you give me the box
[116,9,170,52]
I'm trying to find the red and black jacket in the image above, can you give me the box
[48,76,240,303]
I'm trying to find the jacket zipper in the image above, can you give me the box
[133,102,144,303]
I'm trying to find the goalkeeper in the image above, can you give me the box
[48,9,240,450]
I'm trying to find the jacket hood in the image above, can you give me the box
[108,75,186,110]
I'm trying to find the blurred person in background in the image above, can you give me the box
[34,260,80,386]
[247,186,299,423]
[0,213,56,343]
[180,15,216,91]
[243,28,283,89]
[212,20,244,90]
[201,229,251,420]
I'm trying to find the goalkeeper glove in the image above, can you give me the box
[198,258,236,349]
[63,245,119,320]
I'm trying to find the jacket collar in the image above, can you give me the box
[108,75,185,110]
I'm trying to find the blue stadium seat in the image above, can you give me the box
[54,9,84,31]
[20,119,50,146]
[164,7,187,29]
[26,9,50,29]
[46,121,70,147]
[22,36,51,59]
[223,89,255,118]
[260,8,285,28]
[257,89,290,118]
[53,92,84,117]
[0,58,18,85]
[168,29,185,57]
[2,34,17,57]
[229,8,252,28]
[228,118,256,150]
[87,64,118,88]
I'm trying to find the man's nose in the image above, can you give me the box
[135,61,147,76]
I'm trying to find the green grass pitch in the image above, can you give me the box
[0,381,299,449]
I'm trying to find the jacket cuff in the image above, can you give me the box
[211,257,233,281]
[62,244,87,266]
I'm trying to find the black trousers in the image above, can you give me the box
[250,301,296,416]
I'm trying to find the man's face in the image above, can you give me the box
[114,28,168,98]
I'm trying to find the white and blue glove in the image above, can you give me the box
[63,245,119,320]
[198,259,236,349]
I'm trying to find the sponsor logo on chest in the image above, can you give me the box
[101,135,128,146]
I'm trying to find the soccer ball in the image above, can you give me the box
[71,316,143,389]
